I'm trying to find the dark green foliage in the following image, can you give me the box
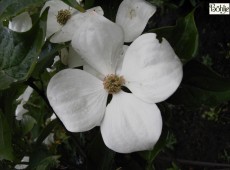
[169,61,230,107]
[150,10,198,64]
[0,8,48,90]
[0,0,46,21]
[0,110,14,161]
[61,0,85,12]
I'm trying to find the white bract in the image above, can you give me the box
[15,87,33,120]
[14,156,29,170]
[42,0,103,43]
[47,13,183,153]
[68,0,156,68]
[8,12,32,32]
[43,133,55,146]
[116,0,156,42]
[60,45,84,67]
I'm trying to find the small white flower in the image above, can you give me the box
[14,156,29,170]
[43,133,55,146]
[47,13,183,153]
[50,113,57,121]
[41,0,103,43]
[8,12,32,32]
[15,87,33,120]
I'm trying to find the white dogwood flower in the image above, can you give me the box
[41,0,103,43]
[47,13,183,153]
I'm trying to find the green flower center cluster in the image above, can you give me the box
[56,9,71,25]
[103,74,125,94]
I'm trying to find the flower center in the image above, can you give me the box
[103,74,125,94]
[56,9,71,25]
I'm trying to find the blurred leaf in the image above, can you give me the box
[0,84,26,126]
[24,93,47,126]
[87,131,115,170]
[84,0,95,9]
[61,0,85,12]
[0,0,46,21]
[95,0,121,21]
[38,70,53,92]
[0,72,15,90]
[147,0,181,9]
[29,145,59,170]
[21,115,37,135]
[0,8,48,90]
[0,85,27,162]
[166,162,181,170]
[0,110,14,161]
[168,60,230,107]
[23,89,52,140]
[36,119,59,145]
[189,0,199,7]
[32,42,66,78]
[35,155,60,170]
[140,132,169,170]
[150,10,198,64]
[0,161,12,169]
[55,134,86,168]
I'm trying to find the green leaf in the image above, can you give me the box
[168,60,230,107]
[166,162,181,170]
[0,0,46,21]
[21,115,37,135]
[84,0,95,9]
[150,10,198,64]
[140,132,169,170]
[61,0,85,12]
[35,155,60,170]
[29,145,60,170]
[0,84,26,126]
[0,110,14,161]
[87,131,115,170]
[36,119,59,145]
[24,96,53,141]
[32,42,67,78]
[0,72,15,90]
[0,8,48,90]
[96,0,121,21]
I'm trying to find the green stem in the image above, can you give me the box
[158,156,230,168]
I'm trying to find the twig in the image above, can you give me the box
[25,78,51,111]
[158,156,230,168]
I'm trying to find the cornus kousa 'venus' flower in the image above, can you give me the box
[47,13,183,153]
[41,0,103,43]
